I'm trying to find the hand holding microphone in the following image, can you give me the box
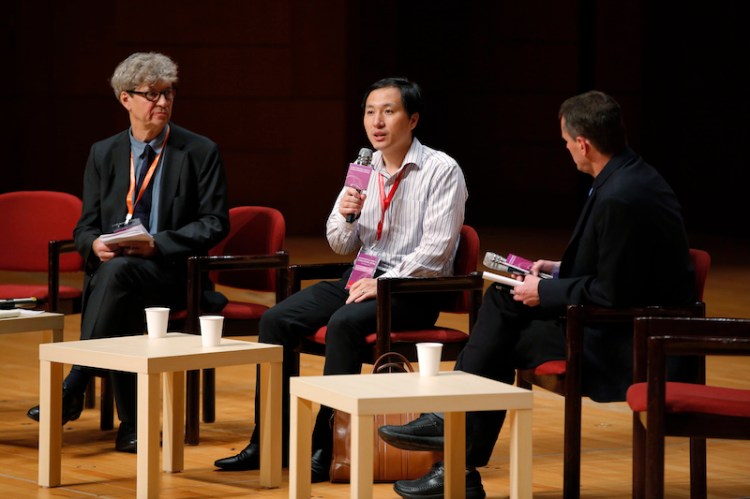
[343,148,373,223]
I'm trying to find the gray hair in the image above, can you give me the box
[110,52,179,98]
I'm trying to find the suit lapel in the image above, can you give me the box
[111,135,132,225]
[560,190,597,268]
[558,150,632,274]
[156,125,186,231]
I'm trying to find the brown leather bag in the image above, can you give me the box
[329,352,443,483]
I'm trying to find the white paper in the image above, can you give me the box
[99,224,154,246]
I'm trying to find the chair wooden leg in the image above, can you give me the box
[631,415,646,499]
[202,368,216,423]
[563,393,582,499]
[84,378,96,409]
[100,376,114,431]
[645,421,666,499]
[186,370,200,445]
[689,437,707,499]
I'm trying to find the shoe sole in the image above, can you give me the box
[394,485,486,499]
[214,464,259,471]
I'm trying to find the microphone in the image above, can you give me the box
[344,147,373,223]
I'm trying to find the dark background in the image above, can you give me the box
[2,0,748,239]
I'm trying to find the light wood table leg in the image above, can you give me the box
[163,371,185,472]
[351,413,374,499]
[137,372,160,499]
[444,411,466,499]
[509,408,533,499]
[38,359,62,487]
[290,394,312,499]
[259,361,282,488]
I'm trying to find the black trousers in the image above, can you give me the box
[252,268,442,451]
[65,256,186,425]
[454,284,566,467]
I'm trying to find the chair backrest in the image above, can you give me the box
[630,316,750,497]
[689,248,710,301]
[209,206,286,291]
[444,224,480,313]
[634,316,750,384]
[0,191,83,272]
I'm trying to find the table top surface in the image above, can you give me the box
[39,332,282,373]
[290,371,533,415]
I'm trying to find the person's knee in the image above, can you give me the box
[325,312,368,350]
[325,315,353,338]
[258,304,294,345]
[92,258,137,289]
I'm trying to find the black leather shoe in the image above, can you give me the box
[310,447,331,483]
[394,461,486,499]
[214,442,260,470]
[115,422,137,453]
[378,413,444,451]
[214,441,290,471]
[26,389,84,425]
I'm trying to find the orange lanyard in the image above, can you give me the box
[376,168,405,241]
[125,126,170,222]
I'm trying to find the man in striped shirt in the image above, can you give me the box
[214,77,468,481]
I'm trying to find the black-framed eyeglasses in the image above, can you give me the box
[127,87,176,102]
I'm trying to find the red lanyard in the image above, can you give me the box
[125,126,170,222]
[376,168,405,240]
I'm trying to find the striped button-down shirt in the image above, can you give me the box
[326,138,468,279]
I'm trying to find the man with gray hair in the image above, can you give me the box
[26,52,229,453]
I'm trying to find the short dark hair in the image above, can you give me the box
[361,77,422,117]
[558,90,627,155]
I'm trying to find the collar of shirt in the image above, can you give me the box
[128,124,169,160]
[372,137,424,179]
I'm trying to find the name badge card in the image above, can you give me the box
[345,251,380,289]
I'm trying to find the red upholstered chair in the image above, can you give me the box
[0,191,84,314]
[0,191,115,430]
[288,225,483,368]
[182,206,288,444]
[516,248,710,499]
[628,317,750,499]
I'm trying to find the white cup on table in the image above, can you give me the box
[416,342,443,377]
[145,307,170,339]
[200,315,224,347]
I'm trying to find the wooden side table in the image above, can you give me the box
[290,370,533,499]
[38,333,283,499]
[0,311,64,342]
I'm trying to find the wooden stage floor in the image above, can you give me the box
[1,228,748,498]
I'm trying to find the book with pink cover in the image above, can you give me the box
[483,251,553,279]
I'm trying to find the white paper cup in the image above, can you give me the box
[145,307,170,339]
[416,342,443,377]
[200,315,224,347]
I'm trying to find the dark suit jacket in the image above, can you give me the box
[74,122,230,280]
[538,148,694,401]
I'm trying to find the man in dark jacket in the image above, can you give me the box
[379,90,695,499]
[26,52,229,453]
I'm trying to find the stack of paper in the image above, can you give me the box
[100,224,154,246]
